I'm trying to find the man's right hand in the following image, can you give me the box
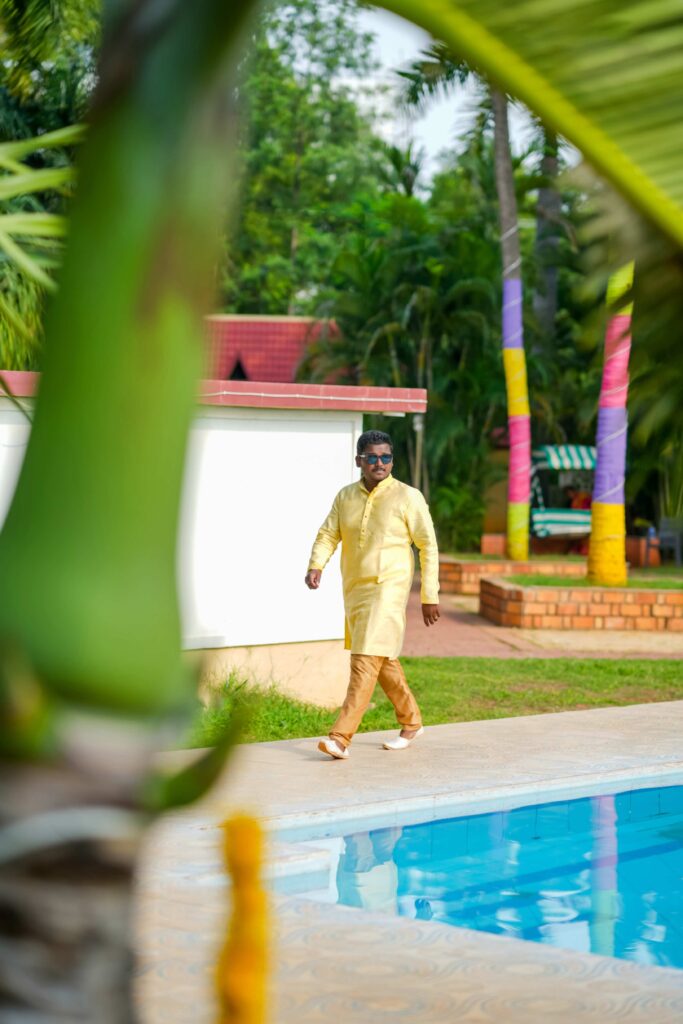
[305,569,322,590]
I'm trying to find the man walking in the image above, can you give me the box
[305,430,440,759]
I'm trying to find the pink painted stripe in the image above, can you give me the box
[508,414,531,503]
[599,314,631,409]
[0,370,427,413]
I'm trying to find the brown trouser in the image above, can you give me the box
[330,654,422,749]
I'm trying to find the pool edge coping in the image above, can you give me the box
[260,759,683,891]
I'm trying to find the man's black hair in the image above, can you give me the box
[357,430,393,455]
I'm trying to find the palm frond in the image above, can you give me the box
[383,0,683,250]
[398,42,471,109]
[0,124,87,163]
[0,126,84,364]
[0,213,68,238]
[0,229,56,290]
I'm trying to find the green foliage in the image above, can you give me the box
[190,673,331,747]
[0,0,99,99]
[0,127,83,367]
[0,0,95,371]
[221,0,387,313]
[430,483,487,552]
[0,44,96,143]
[190,658,683,745]
[0,261,44,368]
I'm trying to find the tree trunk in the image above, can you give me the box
[492,89,531,561]
[0,758,144,1022]
[587,264,633,585]
[532,128,561,348]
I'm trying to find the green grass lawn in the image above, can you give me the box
[631,565,683,578]
[190,658,683,747]
[506,573,683,589]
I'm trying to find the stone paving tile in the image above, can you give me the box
[136,702,683,1023]
[137,891,683,1024]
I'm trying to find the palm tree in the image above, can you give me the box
[380,140,426,198]
[587,264,634,586]
[402,48,531,558]
[491,88,531,559]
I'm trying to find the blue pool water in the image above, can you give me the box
[311,785,683,969]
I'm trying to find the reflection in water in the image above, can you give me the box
[336,828,402,914]
[590,795,618,957]
[325,786,683,970]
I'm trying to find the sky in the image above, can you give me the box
[357,7,538,178]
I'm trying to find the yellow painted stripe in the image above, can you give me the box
[503,348,530,416]
[587,501,627,586]
[606,261,635,316]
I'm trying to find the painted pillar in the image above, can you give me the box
[493,89,530,561]
[503,277,531,560]
[587,263,634,586]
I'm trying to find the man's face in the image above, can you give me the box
[356,443,393,488]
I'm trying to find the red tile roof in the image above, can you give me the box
[205,315,332,383]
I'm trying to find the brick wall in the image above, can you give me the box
[479,577,683,631]
[440,557,586,595]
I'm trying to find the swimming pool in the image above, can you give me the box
[300,784,683,970]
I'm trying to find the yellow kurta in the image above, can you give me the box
[308,474,439,658]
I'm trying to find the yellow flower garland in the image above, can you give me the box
[216,815,268,1024]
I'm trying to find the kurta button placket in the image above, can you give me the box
[360,492,373,547]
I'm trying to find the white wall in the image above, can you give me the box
[177,406,359,649]
[0,401,30,528]
[0,399,360,652]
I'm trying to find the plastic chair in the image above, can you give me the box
[645,517,683,567]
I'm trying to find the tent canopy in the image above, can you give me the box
[530,445,595,532]
[532,445,597,471]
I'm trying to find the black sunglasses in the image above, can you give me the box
[359,453,393,465]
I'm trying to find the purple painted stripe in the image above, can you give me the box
[502,278,523,349]
[593,405,627,505]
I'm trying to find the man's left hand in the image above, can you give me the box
[422,603,440,626]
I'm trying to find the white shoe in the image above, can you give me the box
[318,738,349,760]
[382,726,424,751]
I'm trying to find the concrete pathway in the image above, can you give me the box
[136,702,683,1023]
[403,587,683,659]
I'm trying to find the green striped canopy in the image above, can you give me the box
[532,445,597,471]
[531,508,592,538]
